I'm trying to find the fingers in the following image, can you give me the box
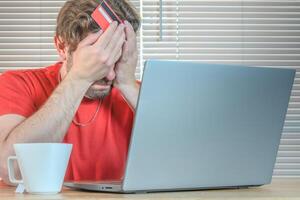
[120,21,137,62]
[77,30,103,48]
[113,49,122,64]
[105,24,125,55]
[90,21,127,66]
[124,21,137,48]
[117,49,122,60]
[94,21,118,48]
[106,34,125,65]
[121,41,129,62]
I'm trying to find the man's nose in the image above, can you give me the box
[106,67,116,81]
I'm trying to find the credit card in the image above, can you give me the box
[91,0,122,31]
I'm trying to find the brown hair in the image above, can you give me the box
[56,0,140,52]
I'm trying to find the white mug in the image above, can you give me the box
[7,143,72,194]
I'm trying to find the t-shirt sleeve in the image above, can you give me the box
[0,72,36,117]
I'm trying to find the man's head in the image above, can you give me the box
[54,0,140,99]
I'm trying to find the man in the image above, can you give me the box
[0,0,140,184]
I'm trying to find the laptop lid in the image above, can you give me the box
[122,60,295,192]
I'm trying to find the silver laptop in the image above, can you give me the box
[64,60,295,193]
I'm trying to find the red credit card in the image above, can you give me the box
[91,0,122,31]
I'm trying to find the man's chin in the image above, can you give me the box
[85,87,112,100]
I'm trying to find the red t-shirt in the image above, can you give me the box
[0,62,134,181]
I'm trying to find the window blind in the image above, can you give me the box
[142,0,300,177]
[0,0,141,78]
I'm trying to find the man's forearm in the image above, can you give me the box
[2,71,91,159]
[118,82,140,111]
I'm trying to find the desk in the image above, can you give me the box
[1,179,300,200]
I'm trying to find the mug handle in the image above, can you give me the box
[7,156,23,184]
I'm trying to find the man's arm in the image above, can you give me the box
[114,21,140,110]
[0,72,91,184]
[117,82,140,110]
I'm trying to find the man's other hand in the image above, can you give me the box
[114,20,138,89]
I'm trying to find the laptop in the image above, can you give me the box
[64,59,295,193]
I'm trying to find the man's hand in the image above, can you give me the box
[114,21,138,88]
[70,21,126,84]
[113,21,140,110]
